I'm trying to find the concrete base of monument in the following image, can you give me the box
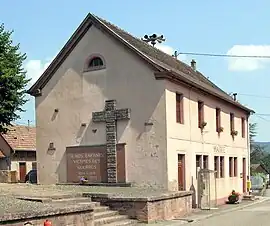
[83,190,193,223]
[57,182,133,187]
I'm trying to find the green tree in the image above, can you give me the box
[0,24,29,133]
[250,123,265,163]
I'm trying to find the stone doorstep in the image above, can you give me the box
[94,215,131,226]
[83,191,193,202]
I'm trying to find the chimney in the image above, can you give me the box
[233,93,237,101]
[191,59,196,71]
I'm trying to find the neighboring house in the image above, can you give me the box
[251,163,269,175]
[1,125,36,182]
[0,135,13,170]
[28,13,253,205]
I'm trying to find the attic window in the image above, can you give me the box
[89,57,103,67]
[84,54,106,72]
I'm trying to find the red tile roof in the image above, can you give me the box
[2,125,36,151]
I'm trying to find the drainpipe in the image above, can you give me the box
[247,114,251,179]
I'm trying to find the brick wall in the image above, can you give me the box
[0,210,94,226]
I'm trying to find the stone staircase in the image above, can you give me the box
[51,197,138,225]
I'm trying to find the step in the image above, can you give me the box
[51,197,91,204]
[93,206,110,213]
[102,219,138,226]
[94,215,129,226]
[94,210,119,219]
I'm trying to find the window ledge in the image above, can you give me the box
[83,65,106,72]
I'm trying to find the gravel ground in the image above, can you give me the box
[0,195,54,215]
[0,183,173,198]
[0,183,176,215]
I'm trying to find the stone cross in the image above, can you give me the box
[92,100,131,183]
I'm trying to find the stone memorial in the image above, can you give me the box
[66,99,130,184]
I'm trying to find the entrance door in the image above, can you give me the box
[19,162,26,182]
[178,154,185,191]
[242,158,247,193]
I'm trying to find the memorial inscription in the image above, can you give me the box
[66,144,126,183]
[66,147,107,182]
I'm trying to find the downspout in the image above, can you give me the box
[247,113,251,178]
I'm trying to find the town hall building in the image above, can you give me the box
[28,13,253,205]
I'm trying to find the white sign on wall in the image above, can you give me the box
[213,145,225,153]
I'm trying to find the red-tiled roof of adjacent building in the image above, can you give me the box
[2,125,36,151]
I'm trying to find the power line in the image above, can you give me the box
[253,115,270,122]
[238,93,270,99]
[255,113,270,116]
[176,51,270,58]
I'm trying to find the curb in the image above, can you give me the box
[187,197,270,222]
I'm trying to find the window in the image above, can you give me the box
[89,57,103,67]
[203,155,209,169]
[216,108,221,132]
[230,113,235,133]
[196,155,202,178]
[215,156,224,178]
[214,156,219,178]
[196,155,202,169]
[176,93,184,124]
[84,54,106,71]
[229,157,233,177]
[234,157,238,176]
[198,101,204,128]
[220,156,225,178]
[241,117,246,138]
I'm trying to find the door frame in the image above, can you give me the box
[178,154,186,191]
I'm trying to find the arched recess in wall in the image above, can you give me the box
[84,54,106,72]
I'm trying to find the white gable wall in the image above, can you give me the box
[35,25,168,188]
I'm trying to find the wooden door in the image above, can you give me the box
[242,158,247,193]
[178,154,185,191]
[19,162,26,182]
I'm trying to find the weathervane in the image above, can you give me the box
[141,34,165,47]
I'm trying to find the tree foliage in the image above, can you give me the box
[250,122,270,172]
[0,24,30,133]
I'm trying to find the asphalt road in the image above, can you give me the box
[183,189,270,226]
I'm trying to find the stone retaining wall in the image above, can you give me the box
[86,191,192,223]
[0,170,17,183]
[0,205,94,226]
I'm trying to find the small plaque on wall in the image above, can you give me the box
[240,173,243,178]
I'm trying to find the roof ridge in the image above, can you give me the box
[94,15,232,99]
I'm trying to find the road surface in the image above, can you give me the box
[181,189,270,226]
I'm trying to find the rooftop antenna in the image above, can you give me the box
[141,34,165,47]
[172,51,178,58]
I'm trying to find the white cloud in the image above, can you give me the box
[227,45,270,71]
[155,44,187,62]
[24,57,54,85]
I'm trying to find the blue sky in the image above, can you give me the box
[2,1,270,141]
